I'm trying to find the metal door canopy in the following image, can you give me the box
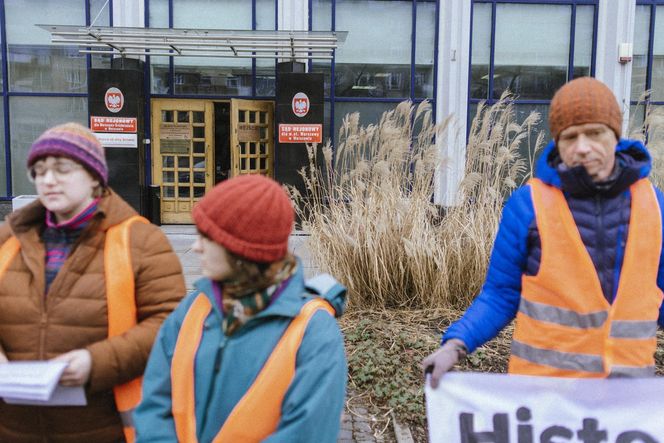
[38,25,347,60]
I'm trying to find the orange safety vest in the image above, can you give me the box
[508,178,663,378]
[171,295,335,443]
[0,215,148,443]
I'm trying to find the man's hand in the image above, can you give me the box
[51,349,92,386]
[421,339,467,389]
[0,351,7,364]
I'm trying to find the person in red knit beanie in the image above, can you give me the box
[136,174,349,442]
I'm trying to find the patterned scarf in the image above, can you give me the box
[217,253,297,336]
[42,198,99,293]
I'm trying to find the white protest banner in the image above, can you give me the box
[425,372,664,443]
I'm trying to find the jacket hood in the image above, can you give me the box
[534,138,652,188]
[194,260,347,320]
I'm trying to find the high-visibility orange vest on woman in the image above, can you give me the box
[508,178,663,378]
[170,295,335,443]
[0,215,147,443]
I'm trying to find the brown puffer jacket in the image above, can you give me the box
[0,190,185,443]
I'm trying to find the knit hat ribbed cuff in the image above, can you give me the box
[27,123,108,186]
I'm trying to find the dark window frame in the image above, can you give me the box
[308,0,440,149]
[468,0,599,141]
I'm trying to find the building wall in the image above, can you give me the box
[0,0,663,206]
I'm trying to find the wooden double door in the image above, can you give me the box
[151,99,274,223]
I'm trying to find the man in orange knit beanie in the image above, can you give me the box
[425,77,664,384]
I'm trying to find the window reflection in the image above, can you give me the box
[631,6,651,102]
[335,0,412,98]
[652,6,664,102]
[493,4,571,100]
[5,0,86,94]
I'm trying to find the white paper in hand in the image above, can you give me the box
[0,361,67,402]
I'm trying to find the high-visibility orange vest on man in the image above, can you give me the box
[424,77,664,386]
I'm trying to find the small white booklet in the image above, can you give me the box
[0,361,87,406]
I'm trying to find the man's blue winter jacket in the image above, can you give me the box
[134,264,348,442]
[444,139,664,353]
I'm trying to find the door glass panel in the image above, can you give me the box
[193,126,205,138]
[162,110,174,122]
[178,186,190,198]
[178,172,191,183]
[163,156,174,167]
[194,141,205,153]
[178,156,190,168]
[177,111,189,123]
[193,111,204,123]
[163,186,175,198]
[194,186,206,197]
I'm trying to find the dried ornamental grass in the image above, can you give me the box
[629,99,664,188]
[292,96,543,310]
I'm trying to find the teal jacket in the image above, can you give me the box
[134,265,348,443]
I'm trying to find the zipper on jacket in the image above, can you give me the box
[38,311,47,359]
[595,195,607,301]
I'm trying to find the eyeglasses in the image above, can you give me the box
[28,160,84,182]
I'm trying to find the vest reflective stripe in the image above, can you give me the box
[519,298,608,329]
[0,237,20,279]
[171,294,212,443]
[0,216,148,442]
[609,366,656,378]
[509,178,662,378]
[105,215,149,443]
[511,340,605,373]
[171,296,335,443]
[610,320,658,339]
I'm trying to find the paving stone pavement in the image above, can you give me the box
[160,225,392,442]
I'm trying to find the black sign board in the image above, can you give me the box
[275,73,325,198]
[88,67,145,214]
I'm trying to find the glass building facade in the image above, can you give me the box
[0,0,661,203]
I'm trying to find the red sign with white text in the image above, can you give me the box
[90,116,137,133]
[278,124,322,144]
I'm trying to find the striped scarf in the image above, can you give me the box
[42,199,99,293]
[213,254,297,336]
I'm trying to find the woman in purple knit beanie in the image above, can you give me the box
[0,122,185,442]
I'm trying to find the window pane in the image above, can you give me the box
[256,0,276,31]
[415,1,436,99]
[256,59,276,97]
[652,6,664,102]
[89,0,111,26]
[333,102,397,148]
[632,6,651,102]
[335,0,412,98]
[174,59,252,95]
[10,97,87,195]
[88,0,113,68]
[470,3,491,99]
[494,4,570,100]
[151,56,170,94]
[5,0,87,93]
[149,0,170,27]
[173,0,251,29]
[573,6,594,78]
[312,0,332,31]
